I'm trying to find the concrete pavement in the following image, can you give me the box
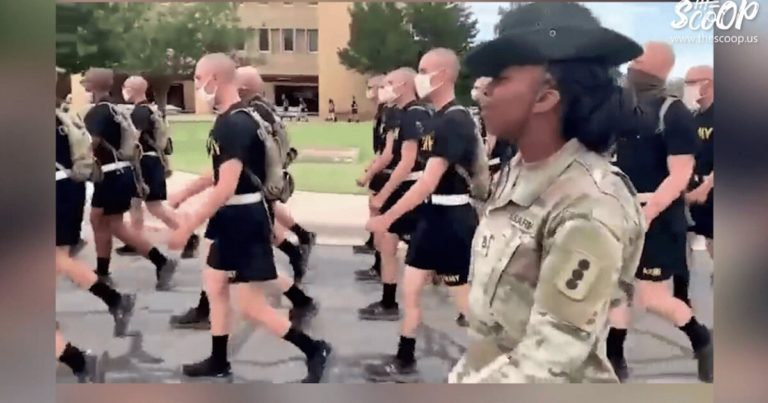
[56,233,713,383]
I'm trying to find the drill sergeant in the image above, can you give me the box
[168,54,331,382]
[364,48,479,382]
[447,3,645,383]
[114,76,200,259]
[81,68,177,290]
[358,67,431,323]
[608,42,713,383]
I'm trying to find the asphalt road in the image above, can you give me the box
[56,241,713,384]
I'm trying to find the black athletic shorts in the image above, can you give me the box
[405,202,478,286]
[635,220,688,282]
[91,167,136,216]
[688,195,713,239]
[368,171,390,194]
[381,181,420,239]
[140,155,167,202]
[205,201,277,283]
[56,177,87,247]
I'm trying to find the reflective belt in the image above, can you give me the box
[101,161,132,173]
[225,192,264,206]
[55,170,69,181]
[143,151,159,157]
[427,194,471,206]
[405,171,423,181]
[488,157,501,166]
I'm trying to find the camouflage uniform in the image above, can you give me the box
[448,139,645,383]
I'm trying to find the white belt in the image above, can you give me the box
[428,194,471,206]
[488,157,501,166]
[143,151,159,157]
[55,170,69,181]
[101,161,132,173]
[225,192,263,206]
[405,171,423,181]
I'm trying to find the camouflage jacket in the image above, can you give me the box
[449,139,645,383]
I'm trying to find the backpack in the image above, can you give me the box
[251,98,295,167]
[144,104,174,178]
[98,102,149,199]
[445,105,491,201]
[55,106,102,183]
[233,107,295,203]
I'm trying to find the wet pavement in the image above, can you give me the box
[56,243,713,384]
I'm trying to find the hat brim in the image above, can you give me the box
[466,26,642,78]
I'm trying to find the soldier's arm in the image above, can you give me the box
[465,201,625,383]
[377,109,429,201]
[645,101,698,217]
[363,131,395,183]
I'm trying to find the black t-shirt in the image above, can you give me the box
[84,100,123,164]
[421,100,477,195]
[615,95,700,230]
[387,101,432,171]
[207,102,267,196]
[56,115,73,170]
[691,103,714,206]
[131,101,156,153]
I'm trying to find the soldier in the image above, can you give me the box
[609,43,713,383]
[350,95,359,123]
[447,3,646,383]
[168,54,331,382]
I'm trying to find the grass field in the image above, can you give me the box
[169,120,375,195]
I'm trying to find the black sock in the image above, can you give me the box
[211,334,229,365]
[372,252,381,275]
[197,291,210,317]
[59,343,86,374]
[364,232,374,248]
[284,285,313,308]
[382,283,397,309]
[279,240,302,265]
[673,272,691,307]
[283,327,319,357]
[147,247,168,272]
[679,317,711,352]
[88,281,121,310]
[96,258,110,276]
[607,328,627,360]
[291,224,311,245]
[396,336,416,365]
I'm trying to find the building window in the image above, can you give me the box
[308,29,318,53]
[257,1,268,5]
[283,2,293,6]
[282,28,295,52]
[258,28,270,52]
[308,2,318,5]
[295,28,307,53]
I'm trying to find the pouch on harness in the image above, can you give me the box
[98,102,149,199]
[144,104,174,178]
[55,106,102,183]
[250,98,298,167]
[234,107,295,203]
[445,105,491,201]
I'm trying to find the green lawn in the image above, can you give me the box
[169,121,375,195]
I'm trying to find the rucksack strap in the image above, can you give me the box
[655,97,676,135]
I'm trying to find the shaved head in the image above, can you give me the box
[685,64,714,109]
[685,65,713,83]
[368,75,385,87]
[123,76,148,92]
[382,67,417,105]
[235,66,264,102]
[196,53,237,84]
[366,74,385,101]
[629,41,676,80]
[195,53,240,110]
[386,67,417,85]
[81,68,114,92]
[420,48,460,81]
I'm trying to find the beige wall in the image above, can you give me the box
[182,81,196,113]
[317,2,375,120]
[69,74,88,115]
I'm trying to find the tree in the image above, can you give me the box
[55,3,121,74]
[337,3,420,75]
[338,2,477,75]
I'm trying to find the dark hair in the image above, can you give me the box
[546,61,629,154]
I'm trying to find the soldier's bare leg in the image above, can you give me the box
[90,208,114,281]
[146,200,180,229]
[109,214,177,290]
[116,199,144,256]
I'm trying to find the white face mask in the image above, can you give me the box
[415,72,438,99]
[122,89,131,102]
[365,88,375,100]
[470,88,480,101]
[85,91,94,103]
[378,85,397,104]
[682,83,702,111]
[197,78,217,110]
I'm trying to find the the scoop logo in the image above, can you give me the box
[672,0,759,30]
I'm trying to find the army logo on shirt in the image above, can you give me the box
[421,134,434,152]
[698,126,713,141]
[206,136,220,157]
